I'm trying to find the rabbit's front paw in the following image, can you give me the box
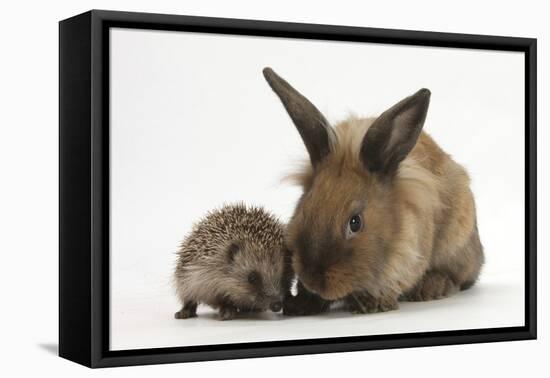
[404,271,459,301]
[283,291,330,316]
[346,291,398,314]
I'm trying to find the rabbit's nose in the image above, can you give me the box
[270,301,282,312]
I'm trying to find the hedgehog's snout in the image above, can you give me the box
[269,301,282,313]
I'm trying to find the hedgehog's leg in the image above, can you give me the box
[174,301,198,319]
[218,305,238,320]
[213,296,238,320]
[344,291,398,314]
[283,281,331,316]
[237,306,263,313]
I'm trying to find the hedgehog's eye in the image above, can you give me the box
[227,242,240,262]
[248,271,260,285]
[346,214,363,238]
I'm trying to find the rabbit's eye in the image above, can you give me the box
[346,214,363,237]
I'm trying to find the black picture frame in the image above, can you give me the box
[59,9,537,368]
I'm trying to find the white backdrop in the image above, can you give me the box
[110,28,525,350]
[0,0,547,377]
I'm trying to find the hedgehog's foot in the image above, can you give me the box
[174,301,198,319]
[218,305,238,320]
[238,307,263,313]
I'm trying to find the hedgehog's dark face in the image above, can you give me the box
[225,241,286,312]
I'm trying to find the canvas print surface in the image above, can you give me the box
[109,28,525,350]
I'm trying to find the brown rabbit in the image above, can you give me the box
[263,67,484,315]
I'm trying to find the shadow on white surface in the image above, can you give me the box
[110,271,524,351]
[38,343,58,356]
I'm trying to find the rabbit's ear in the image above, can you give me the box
[263,67,334,168]
[360,89,431,175]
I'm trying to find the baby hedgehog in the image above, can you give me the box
[173,203,291,320]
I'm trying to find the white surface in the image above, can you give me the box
[0,0,547,377]
[110,26,525,350]
[112,273,523,350]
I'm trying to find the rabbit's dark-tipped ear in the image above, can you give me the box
[360,89,431,175]
[263,67,334,168]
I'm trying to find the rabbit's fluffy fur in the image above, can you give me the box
[263,68,484,315]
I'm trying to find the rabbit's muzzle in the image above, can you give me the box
[290,228,356,300]
[296,262,355,301]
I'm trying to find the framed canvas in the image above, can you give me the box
[59,9,537,368]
